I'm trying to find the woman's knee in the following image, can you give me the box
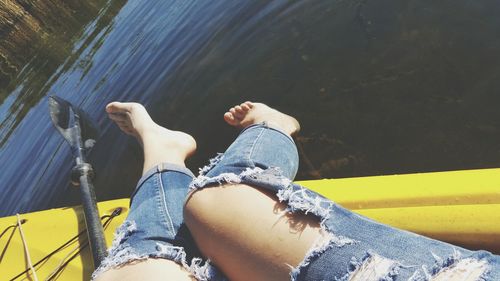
[183,185,245,259]
[183,184,279,232]
[183,187,219,230]
[182,184,327,281]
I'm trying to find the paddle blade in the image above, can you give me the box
[49,96,72,130]
[48,96,100,152]
[49,95,77,146]
[75,106,100,149]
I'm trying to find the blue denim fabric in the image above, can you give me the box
[95,123,500,281]
[192,123,500,281]
[194,123,299,183]
[92,163,224,281]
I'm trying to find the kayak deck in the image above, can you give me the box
[299,167,500,252]
[1,168,499,280]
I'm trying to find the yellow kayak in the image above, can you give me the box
[1,168,499,280]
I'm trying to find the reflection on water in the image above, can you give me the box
[0,0,127,215]
[1,0,500,216]
[0,0,126,146]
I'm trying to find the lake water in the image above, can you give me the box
[1,0,500,217]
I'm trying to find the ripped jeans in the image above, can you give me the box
[93,123,500,281]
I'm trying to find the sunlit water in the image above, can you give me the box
[1,0,500,216]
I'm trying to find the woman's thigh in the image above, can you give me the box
[185,183,324,281]
[184,121,500,280]
[185,177,500,281]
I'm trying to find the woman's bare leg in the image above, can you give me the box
[184,102,325,281]
[96,102,195,281]
[106,102,196,175]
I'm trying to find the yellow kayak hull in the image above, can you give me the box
[1,168,499,280]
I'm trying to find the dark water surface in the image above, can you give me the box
[1,0,500,217]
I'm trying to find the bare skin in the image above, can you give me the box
[97,101,322,281]
[223,101,300,135]
[106,102,196,174]
[96,101,480,281]
[96,102,195,281]
[184,102,324,281]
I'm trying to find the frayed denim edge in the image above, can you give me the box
[276,182,358,281]
[189,163,358,281]
[407,248,491,281]
[190,166,267,190]
[91,221,219,281]
[333,252,400,281]
[289,230,357,281]
[198,153,224,176]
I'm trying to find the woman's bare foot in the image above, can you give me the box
[223,101,300,136]
[106,102,196,172]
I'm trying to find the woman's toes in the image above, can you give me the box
[230,107,244,120]
[235,105,243,113]
[106,102,136,114]
[223,102,255,127]
[229,107,237,116]
[106,102,123,113]
[224,112,234,121]
[243,101,253,109]
[224,112,237,124]
[240,103,251,111]
[108,112,127,122]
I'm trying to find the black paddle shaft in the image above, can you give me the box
[48,96,107,269]
[68,106,107,269]
[73,162,107,268]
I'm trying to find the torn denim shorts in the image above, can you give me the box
[192,123,500,280]
[94,123,500,281]
[91,163,227,281]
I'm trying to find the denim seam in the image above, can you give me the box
[236,122,261,136]
[153,174,171,235]
[131,163,195,205]
[153,175,168,229]
[240,122,296,145]
[247,125,266,166]
[265,125,296,145]
[157,171,176,237]
[158,163,195,178]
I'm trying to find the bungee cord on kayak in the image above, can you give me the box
[0,219,26,262]
[7,208,122,281]
[16,213,39,281]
